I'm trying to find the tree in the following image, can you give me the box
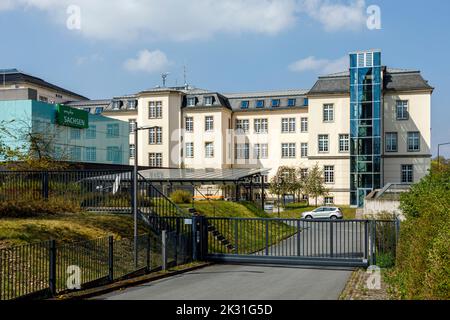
[0,119,70,170]
[303,163,328,206]
[268,166,294,208]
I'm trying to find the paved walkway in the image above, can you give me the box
[98,263,353,300]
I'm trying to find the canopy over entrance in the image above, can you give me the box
[138,168,269,185]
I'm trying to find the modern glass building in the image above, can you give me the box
[349,50,382,207]
[0,100,129,165]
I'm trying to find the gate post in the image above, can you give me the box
[49,240,56,296]
[330,221,334,258]
[364,220,369,263]
[162,230,167,271]
[371,220,376,266]
[42,171,49,200]
[234,219,239,255]
[192,215,207,261]
[297,220,301,256]
[108,236,114,282]
[265,220,269,256]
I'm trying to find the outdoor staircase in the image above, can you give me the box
[207,223,235,251]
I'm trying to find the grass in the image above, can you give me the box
[0,212,148,248]
[179,200,272,218]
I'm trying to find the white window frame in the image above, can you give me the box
[323,104,334,122]
[300,117,308,133]
[339,134,350,153]
[235,119,249,134]
[281,143,296,159]
[407,132,420,152]
[129,144,135,159]
[205,116,214,132]
[149,153,163,167]
[318,135,329,153]
[401,164,413,183]
[235,143,250,160]
[254,118,268,134]
[204,96,213,106]
[205,142,214,158]
[324,166,335,184]
[385,132,398,152]
[187,97,196,107]
[185,117,194,132]
[149,101,162,119]
[149,127,162,145]
[301,143,308,158]
[396,100,409,120]
[254,143,268,159]
[186,142,194,158]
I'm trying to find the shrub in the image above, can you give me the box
[0,197,82,218]
[170,190,192,204]
[389,168,450,299]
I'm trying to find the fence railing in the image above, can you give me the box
[0,170,189,217]
[0,227,193,300]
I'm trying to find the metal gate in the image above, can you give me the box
[201,217,399,268]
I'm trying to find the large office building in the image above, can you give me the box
[0,70,129,165]
[1,50,433,206]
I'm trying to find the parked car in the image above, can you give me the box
[301,207,343,220]
[264,201,274,213]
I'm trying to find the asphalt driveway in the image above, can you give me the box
[97,263,353,300]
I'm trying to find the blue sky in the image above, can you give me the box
[0,0,449,156]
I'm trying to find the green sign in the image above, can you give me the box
[56,104,89,129]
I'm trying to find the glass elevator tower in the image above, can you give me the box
[349,50,382,207]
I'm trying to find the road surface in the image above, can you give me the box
[97,263,353,300]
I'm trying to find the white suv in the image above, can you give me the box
[301,207,343,220]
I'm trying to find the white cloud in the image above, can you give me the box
[299,0,367,31]
[124,49,171,73]
[0,0,369,42]
[289,55,348,74]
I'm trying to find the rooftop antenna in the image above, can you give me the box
[183,65,188,89]
[161,72,169,87]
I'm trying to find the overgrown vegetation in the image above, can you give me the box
[0,198,81,218]
[170,189,192,204]
[387,165,449,300]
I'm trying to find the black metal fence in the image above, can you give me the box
[0,170,188,217]
[0,226,193,300]
[203,217,400,267]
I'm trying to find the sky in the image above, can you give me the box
[0,0,449,156]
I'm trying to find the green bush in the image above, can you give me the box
[389,168,450,300]
[170,190,192,204]
[0,197,81,218]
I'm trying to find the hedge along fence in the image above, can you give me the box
[0,229,193,300]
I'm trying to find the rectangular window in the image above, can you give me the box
[187,97,196,107]
[149,127,162,144]
[112,101,121,110]
[204,96,213,106]
[235,119,249,133]
[281,118,296,133]
[85,147,97,162]
[95,107,103,114]
[254,118,268,134]
[300,168,308,179]
[107,146,121,163]
[129,119,137,134]
[301,143,308,158]
[127,100,137,109]
[288,99,296,107]
[205,142,214,158]
[149,101,162,118]
[385,132,398,152]
[254,144,268,159]
[339,134,350,152]
[70,146,82,161]
[185,117,194,132]
[205,116,214,131]
[401,164,413,183]
[129,144,135,158]
[324,166,335,184]
[70,128,81,140]
[235,143,250,159]
[86,125,96,139]
[186,142,194,158]
[324,197,334,205]
[106,124,119,138]
[241,100,249,109]
[149,153,163,167]
[300,117,308,133]
[281,143,296,158]
[255,100,265,108]
[323,104,334,122]
[318,135,329,153]
[407,132,420,152]
[396,100,409,120]
[271,99,280,107]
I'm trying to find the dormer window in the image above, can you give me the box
[271,99,280,107]
[288,99,296,107]
[255,100,264,108]
[112,100,121,110]
[127,100,137,109]
[187,97,196,107]
[95,107,103,114]
[241,101,249,109]
[204,96,213,106]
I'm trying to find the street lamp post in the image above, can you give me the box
[437,142,450,171]
[132,125,152,267]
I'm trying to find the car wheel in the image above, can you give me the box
[305,215,313,219]
[330,215,338,220]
